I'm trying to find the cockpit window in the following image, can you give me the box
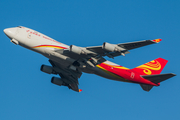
[17,26,22,28]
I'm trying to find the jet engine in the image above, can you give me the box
[51,77,65,86]
[40,65,55,74]
[11,38,19,45]
[70,45,86,55]
[102,42,125,52]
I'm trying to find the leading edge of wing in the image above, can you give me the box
[117,39,162,50]
[85,39,162,58]
[86,39,162,50]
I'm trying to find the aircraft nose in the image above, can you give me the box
[4,27,18,39]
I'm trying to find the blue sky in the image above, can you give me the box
[0,0,179,120]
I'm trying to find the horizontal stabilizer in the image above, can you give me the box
[140,84,154,92]
[141,73,176,84]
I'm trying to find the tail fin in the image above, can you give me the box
[131,58,168,75]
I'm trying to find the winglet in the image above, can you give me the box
[152,39,162,43]
[79,89,82,92]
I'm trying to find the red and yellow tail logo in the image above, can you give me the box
[131,58,168,75]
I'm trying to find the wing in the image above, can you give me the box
[117,39,161,50]
[54,39,161,68]
[86,39,161,58]
[49,59,82,92]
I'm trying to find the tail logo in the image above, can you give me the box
[143,69,152,75]
[137,60,161,75]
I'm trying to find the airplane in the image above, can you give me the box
[3,26,176,92]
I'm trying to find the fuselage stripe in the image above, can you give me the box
[33,45,67,49]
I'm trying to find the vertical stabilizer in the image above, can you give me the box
[131,58,168,75]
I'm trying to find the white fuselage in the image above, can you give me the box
[4,26,123,81]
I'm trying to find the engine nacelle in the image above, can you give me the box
[40,65,54,74]
[102,42,126,52]
[51,77,65,86]
[102,42,116,52]
[11,38,19,45]
[70,45,86,55]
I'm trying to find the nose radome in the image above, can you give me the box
[3,28,10,36]
[4,27,18,39]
